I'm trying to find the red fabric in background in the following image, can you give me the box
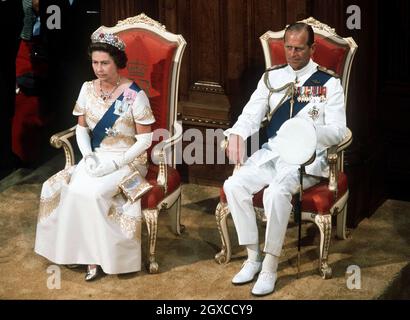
[13,40,47,163]
[16,40,33,76]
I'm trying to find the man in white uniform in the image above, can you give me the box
[223,22,347,296]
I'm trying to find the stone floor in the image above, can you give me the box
[0,155,409,300]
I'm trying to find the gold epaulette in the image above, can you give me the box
[265,64,287,72]
[317,65,340,78]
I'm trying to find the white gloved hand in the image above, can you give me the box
[84,153,99,175]
[89,158,118,177]
[88,132,153,177]
[116,132,153,168]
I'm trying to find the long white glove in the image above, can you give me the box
[76,125,98,173]
[90,132,153,177]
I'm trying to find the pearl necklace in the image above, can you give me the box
[100,76,121,101]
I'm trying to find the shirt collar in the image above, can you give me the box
[286,59,317,80]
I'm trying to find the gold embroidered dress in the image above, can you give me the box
[34,81,155,274]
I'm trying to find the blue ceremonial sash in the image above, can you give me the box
[91,82,141,150]
[265,69,332,139]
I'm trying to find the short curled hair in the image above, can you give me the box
[284,22,315,47]
[88,42,128,69]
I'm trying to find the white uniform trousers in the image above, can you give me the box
[223,155,319,256]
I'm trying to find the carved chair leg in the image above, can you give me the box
[168,195,185,235]
[214,202,232,264]
[336,202,348,240]
[314,214,332,279]
[142,208,159,274]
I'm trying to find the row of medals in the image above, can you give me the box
[296,86,327,103]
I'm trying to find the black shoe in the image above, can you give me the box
[85,265,99,281]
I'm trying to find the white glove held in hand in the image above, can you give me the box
[87,132,153,177]
[84,154,99,175]
[89,159,118,177]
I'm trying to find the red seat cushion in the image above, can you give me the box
[141,164,181,209]
[299,172,348,213]
[220,172,348,215]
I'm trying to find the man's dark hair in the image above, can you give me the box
[284,22,314,47]
[88,42,128,69]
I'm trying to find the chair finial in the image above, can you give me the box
[298,17,337,36]
[117,13,167,31]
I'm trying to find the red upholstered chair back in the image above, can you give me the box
[119,30,176,135]
[93,14,186,166]
[260,17,357,107]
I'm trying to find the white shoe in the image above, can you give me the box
[85,265,99,281]
[232,260,262,285]
[251,271,277,296]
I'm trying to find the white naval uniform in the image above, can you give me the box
[223,59,347,256]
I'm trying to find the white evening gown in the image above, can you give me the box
[34,80,155,274]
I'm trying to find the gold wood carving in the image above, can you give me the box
[314,214,333,279]
[327,146,338,193]
[300,17,337,36]
[117,13,166,31]
[156,151,168,194]
[214,202,231,264]
[50,127,76,168]
[191,81,225,94]
[142,208,159,273]
[179,113,230,127]
[260,33,272,41]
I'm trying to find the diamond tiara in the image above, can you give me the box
[91,31,126,51]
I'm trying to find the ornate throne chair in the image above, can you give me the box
[215,17,357,279]
[50,13,186,273]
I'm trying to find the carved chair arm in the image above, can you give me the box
[327,128,353,193]
[159,121,183,153]
[335,127,353,154]
[152,121,183,194]
[50,126,77,169]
